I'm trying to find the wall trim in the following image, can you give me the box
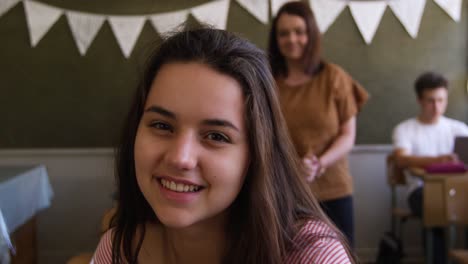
[351,144,393,153]
[0,148,114,157]
[0,144,393,156]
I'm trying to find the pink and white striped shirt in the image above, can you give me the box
[92,220,351,264]
[284,220,351,263]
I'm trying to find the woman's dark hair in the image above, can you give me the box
[268,1,322,77]
[111,26,353,263]
[414,71,448,98]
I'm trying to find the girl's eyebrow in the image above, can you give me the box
[202,119,239,132]
[145,105,240,132]
[144,105,175,119]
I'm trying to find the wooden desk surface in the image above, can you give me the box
[409,168,468,227]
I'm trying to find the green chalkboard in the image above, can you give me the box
[0,0,467,147]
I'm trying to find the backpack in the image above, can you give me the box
[375,231,403,264]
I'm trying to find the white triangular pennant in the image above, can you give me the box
[434,0,462,21]
[0,0,20,18]
[389,0,426,38]
[66,11,105,55]
[236,0,268,24]
[191,0,230,29]
[349,1,387,44]
[309,0,347,33]
[23,0,63,47]
[149,9,189,34]
[271,0,291,17]
[108,16,146,58]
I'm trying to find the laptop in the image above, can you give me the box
[454,136,468,165]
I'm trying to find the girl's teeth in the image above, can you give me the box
[160,179,200,193]
[176,184,183,192]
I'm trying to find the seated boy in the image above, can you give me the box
[392,71,468,264]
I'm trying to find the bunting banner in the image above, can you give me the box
[309,0,347,33]
[191,0,230,30]
[149,10,189,35]
[66,11,105,55]
[108,16,146,58]
[349,1,387,44]
[388,0,426,38]
[0,0,20,18]
[236,0,268,24]
[0,0,463,57]
[23,0,62,47]
[434,0,463,21]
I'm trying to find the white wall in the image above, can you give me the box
[0,146,424,263]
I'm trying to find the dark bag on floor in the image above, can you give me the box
[375,232,403,264]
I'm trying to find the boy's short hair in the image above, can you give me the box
[414,72,448,98]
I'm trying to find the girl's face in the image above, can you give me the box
[134,62,250,229]
[276,13,308,62]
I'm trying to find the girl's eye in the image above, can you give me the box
[206,132,230,143]
[296,29,306,35]
[150,121,172,132]
[278,31,289,37]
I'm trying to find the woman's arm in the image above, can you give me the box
[318,116,356,169]
[303,117,355,182]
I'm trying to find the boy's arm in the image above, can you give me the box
[393,148,458,169]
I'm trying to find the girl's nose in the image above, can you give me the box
[164,133,198,171]
[288,32,297,42]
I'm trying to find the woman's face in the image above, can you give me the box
[276,13,308,62]
[134,62,250,229]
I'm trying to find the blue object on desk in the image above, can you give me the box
[0,165,54,233]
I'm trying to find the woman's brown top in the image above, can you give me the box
[277,62,369,201]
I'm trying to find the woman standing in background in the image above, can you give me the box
[268,1,369,247]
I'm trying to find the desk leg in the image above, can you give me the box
[446,225,456,264]
[425,228,433,264]
[11,217,37,264]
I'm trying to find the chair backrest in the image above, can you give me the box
[100,207,117,234]
[387,153,406,186]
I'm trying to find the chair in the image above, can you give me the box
[386,154,417,255]
[100,207,116,235]
[66,208,116,264]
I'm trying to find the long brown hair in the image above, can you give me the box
[111,26,354,263]
[268,1,322,77]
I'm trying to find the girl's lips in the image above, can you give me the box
[155,177,203,203]
[155,175,204,188]
[159,178,204,192]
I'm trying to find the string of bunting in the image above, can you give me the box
[0,0,463,58]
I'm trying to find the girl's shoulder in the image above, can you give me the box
[286,220,352,264]
[293,219,338,246]
[92,228,114,264]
